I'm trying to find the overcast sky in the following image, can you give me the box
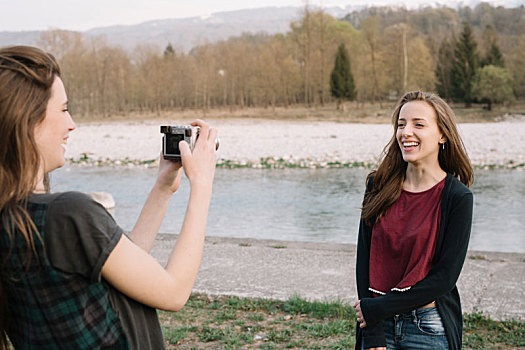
[0,0,520,32]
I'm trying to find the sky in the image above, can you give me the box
[0,0,520,32]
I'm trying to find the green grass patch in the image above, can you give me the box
[158,294,356,349]
[157,293,525,349]
[463,312,525,349]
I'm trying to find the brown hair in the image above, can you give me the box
[0,45,60,349]
[361,91,473,225]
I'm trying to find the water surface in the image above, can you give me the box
[50,167,525,253]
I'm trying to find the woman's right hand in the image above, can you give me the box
[103,120,218,312]
[179,119,217,188]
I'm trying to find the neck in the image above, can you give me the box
[33,168,46,194]
[404,163,446,192]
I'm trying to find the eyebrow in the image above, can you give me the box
[398,117,427,122]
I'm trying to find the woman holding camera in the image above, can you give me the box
[0,45,217,349]
[354,91,473,349]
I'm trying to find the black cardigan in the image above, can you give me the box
[355,174,473,349]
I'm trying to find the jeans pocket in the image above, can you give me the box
[416,308,446,336]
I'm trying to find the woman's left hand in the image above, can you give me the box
[354,300,367,328]
[156,152,183,193]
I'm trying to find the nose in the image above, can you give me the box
[67,112,76,131]
[402,124,413,136]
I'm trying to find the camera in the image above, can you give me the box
[160,125,199,160]
[160,125,219,160]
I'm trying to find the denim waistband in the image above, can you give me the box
[394,305,438,320]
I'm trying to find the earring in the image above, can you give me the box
[442,143,445,150]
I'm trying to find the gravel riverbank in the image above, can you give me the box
[66,118,525,169]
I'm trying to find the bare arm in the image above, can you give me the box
[127,154,183,253]
[101,119,217,311]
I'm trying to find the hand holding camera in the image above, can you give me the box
[160,120,218,190]
[161,123,219,161]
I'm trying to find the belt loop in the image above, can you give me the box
[411,309,417,323]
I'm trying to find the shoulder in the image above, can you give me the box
[47,191,104,211]
[445,174,472,198]
[29,191,102,212]
[365,172,376,192]
[443,174,473,215]
[39,191,114,227]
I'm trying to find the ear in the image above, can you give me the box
[439,135,447,145]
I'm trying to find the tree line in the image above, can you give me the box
[35,3,525,117]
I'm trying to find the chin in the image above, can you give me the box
[401,154,416,163]
[48,160,65,173]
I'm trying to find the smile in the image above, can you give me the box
[403,141,419,148]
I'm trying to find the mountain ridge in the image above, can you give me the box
[1,1,524,52]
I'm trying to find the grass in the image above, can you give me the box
[6,293,524,349]
[464,312,525,349]
[159,294,355,349]
[158,293,525,349]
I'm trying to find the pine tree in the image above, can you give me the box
[482,42,504,67]
[330,43,357,110]
[163,43,175,58]
[450,22,479,107]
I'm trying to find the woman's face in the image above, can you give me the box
[34,77,76,173]
[396,101,445,167]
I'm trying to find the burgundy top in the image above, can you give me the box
[369,177,446,296]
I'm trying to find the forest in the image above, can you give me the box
[35,3,525,116]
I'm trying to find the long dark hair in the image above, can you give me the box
[361,91,473,225]
[0,45,60,349]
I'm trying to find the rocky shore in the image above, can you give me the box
[66,118,525,169]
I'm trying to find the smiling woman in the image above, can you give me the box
[396,101,446,171]
[33,77,76,190]
[354,91,474,350]
[0,46,218,350]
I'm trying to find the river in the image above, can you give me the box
[50,166,525,253]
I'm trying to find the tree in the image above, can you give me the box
[404,37,436,92]
[508,34,525,99]
[482,42,504,67]
[480,25,504,67]
[330,43,357,109]
[435,37,456,101]
[472,65,514,110]
[361,16,382,103]
[383,24,436,97]
[290,8,340,107]
[163,43,175,58]
[450,21,479,107]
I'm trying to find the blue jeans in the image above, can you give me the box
[380,306,449,350]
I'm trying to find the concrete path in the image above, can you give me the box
[151,234,525,321]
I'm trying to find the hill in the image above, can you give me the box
[0,6,349,52]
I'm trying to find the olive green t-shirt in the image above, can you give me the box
[29,191,165,350]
